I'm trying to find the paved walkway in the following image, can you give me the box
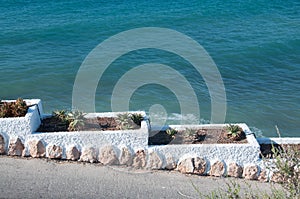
[0,156,279,198]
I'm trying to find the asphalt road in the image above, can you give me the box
[0,156,279,198]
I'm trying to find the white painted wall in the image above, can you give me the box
[23,111,150,157]
[149,123,261,167]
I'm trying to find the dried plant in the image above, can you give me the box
[0,98,28,118]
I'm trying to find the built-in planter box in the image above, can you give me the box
[148,123,261,167]
[0,99,43,142]
[24,111,150,158]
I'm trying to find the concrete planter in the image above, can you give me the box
[148,123,261,167]
[0,99,43,142]
[24,111,150,158]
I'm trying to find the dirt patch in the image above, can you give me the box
[148,128,248,145]
[37,117,140,132]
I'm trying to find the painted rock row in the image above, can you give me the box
[0,134,274,182]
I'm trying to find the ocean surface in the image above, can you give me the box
[0,0,299,137]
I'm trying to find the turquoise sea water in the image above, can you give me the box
[0,0,299,137]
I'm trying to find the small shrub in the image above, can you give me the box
[270,145,300,198]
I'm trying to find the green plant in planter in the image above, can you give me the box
[116,113,137,130]
[67,110,86,131]
[225,124,245,141]
[130,113,144,126]
[184,128,207,142]
[53,110,68,122]
[184,128,196,137]
[166,128,177,138]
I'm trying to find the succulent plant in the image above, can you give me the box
[166,128,177,138]
[184,128,197,137]
[116,113,139,130]
[53,110,68,122]
[130,113,144,126]
[67,110,86,131]
[226,124,245,141]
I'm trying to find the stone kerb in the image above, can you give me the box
[0,99,42,151]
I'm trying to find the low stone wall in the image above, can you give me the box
[0,138,267,181]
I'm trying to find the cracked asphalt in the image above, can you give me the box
[0,156,279,198]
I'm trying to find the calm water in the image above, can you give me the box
[0,0,299,137]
